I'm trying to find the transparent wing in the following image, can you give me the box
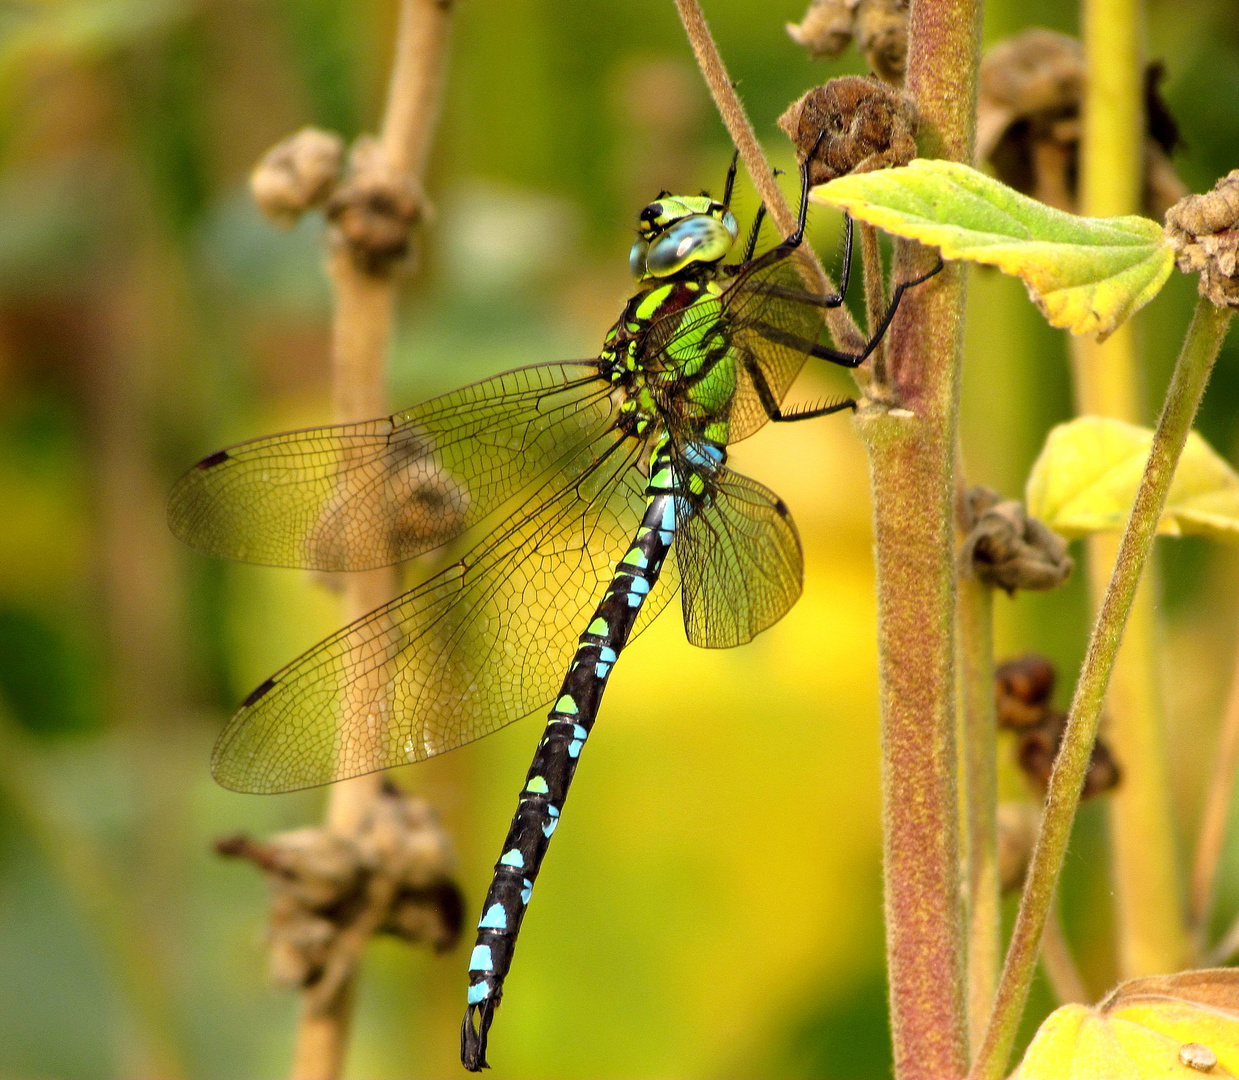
[722,257,833,442]
[168,362,615,571]
[674,465,803,649]
[211,428,681,794]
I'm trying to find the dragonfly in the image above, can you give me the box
[168,145,940,1071]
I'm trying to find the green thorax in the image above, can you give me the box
[602,275,738,448]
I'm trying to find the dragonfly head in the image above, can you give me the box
[629,195,739,282]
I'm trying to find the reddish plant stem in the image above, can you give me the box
[855,3,982,1079]
[959,574,999,1054]
[672,0,864,354]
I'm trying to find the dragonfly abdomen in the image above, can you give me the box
[461,437,692,1071]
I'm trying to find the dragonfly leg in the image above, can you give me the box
[745,355,855,422]
[721,149,740,209]
[732,131,828,278]
[750,255,944,369]
[741,204,766,263]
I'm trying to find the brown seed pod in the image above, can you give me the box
[977,29,1187,217]
[995,653,1057,731]
[778,75,918,187]
[786,0,908,85]
[959,486,1073,595]
[251,127,345,226]
[1165,170,1239,309]
[785,0,855,60]
[215,784,463,988]
[1015,710,1122,801]
[854,0,909,84]
[326,136,425,276]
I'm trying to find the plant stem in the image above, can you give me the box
[859,223,889,385]
[1075,0,1192,981]
[672,0,863,354]
[959,574,1000,1055]
[850,5,981,1078]
[969,299,1234,1080]
[1039,904,1090,1005]
[291,1,453,1077]
[1190,626,1239,947]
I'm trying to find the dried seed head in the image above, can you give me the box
[214,784,463,990]
[959,487,1073,595]
[997,801,1041,894]
[995,653,1057,731]
[977,30,1187,217]
[1015,710,1122,800]
[786,0,908,84]
[251,127,345,226]
[1165,170,1239,309]
[326,136,425,276]
[382,880,465,953]
[778,76,918,187]
[785,0,855,59]
[854,0,909,84]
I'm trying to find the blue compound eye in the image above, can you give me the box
[628,238,650,281]
[643,215,734,277]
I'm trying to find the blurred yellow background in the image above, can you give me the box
[0,1,1237,1077]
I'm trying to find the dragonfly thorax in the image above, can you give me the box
[602,273,736,447]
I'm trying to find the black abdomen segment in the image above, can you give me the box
[460,439,687,1071]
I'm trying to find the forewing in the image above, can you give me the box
[723,258,832,442]
[169,362,614,570]
[211,430,680,793]
[675,465,803,649]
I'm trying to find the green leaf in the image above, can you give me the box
[1025,416,1239,540]
[811,159,1175,340]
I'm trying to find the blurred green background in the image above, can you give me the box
[1,0,1238,1077]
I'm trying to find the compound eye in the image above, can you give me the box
[722,209,738,240]
[644,216,733,277]
[629,238,650,281]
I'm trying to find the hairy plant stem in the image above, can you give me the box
[958,574,999,1054]
[859,223,889,385]
[291,2,453,1077]
[672,0,864,355]
[1190,629,1239,947]
[970,299,1234,1080]
[1075,0,1192,979]
[850,4,982,1078]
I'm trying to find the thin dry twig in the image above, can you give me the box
[672,0,864,354]
[288,2,455,1077]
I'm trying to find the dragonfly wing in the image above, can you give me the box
[723,258,834,443]
[674,465,803,649]
[211,429,680,793]
[168,362,614,570]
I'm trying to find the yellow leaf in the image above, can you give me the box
[1025,416,1239,540]
[811,159,1175,339]
[1014,969,1239,1078]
